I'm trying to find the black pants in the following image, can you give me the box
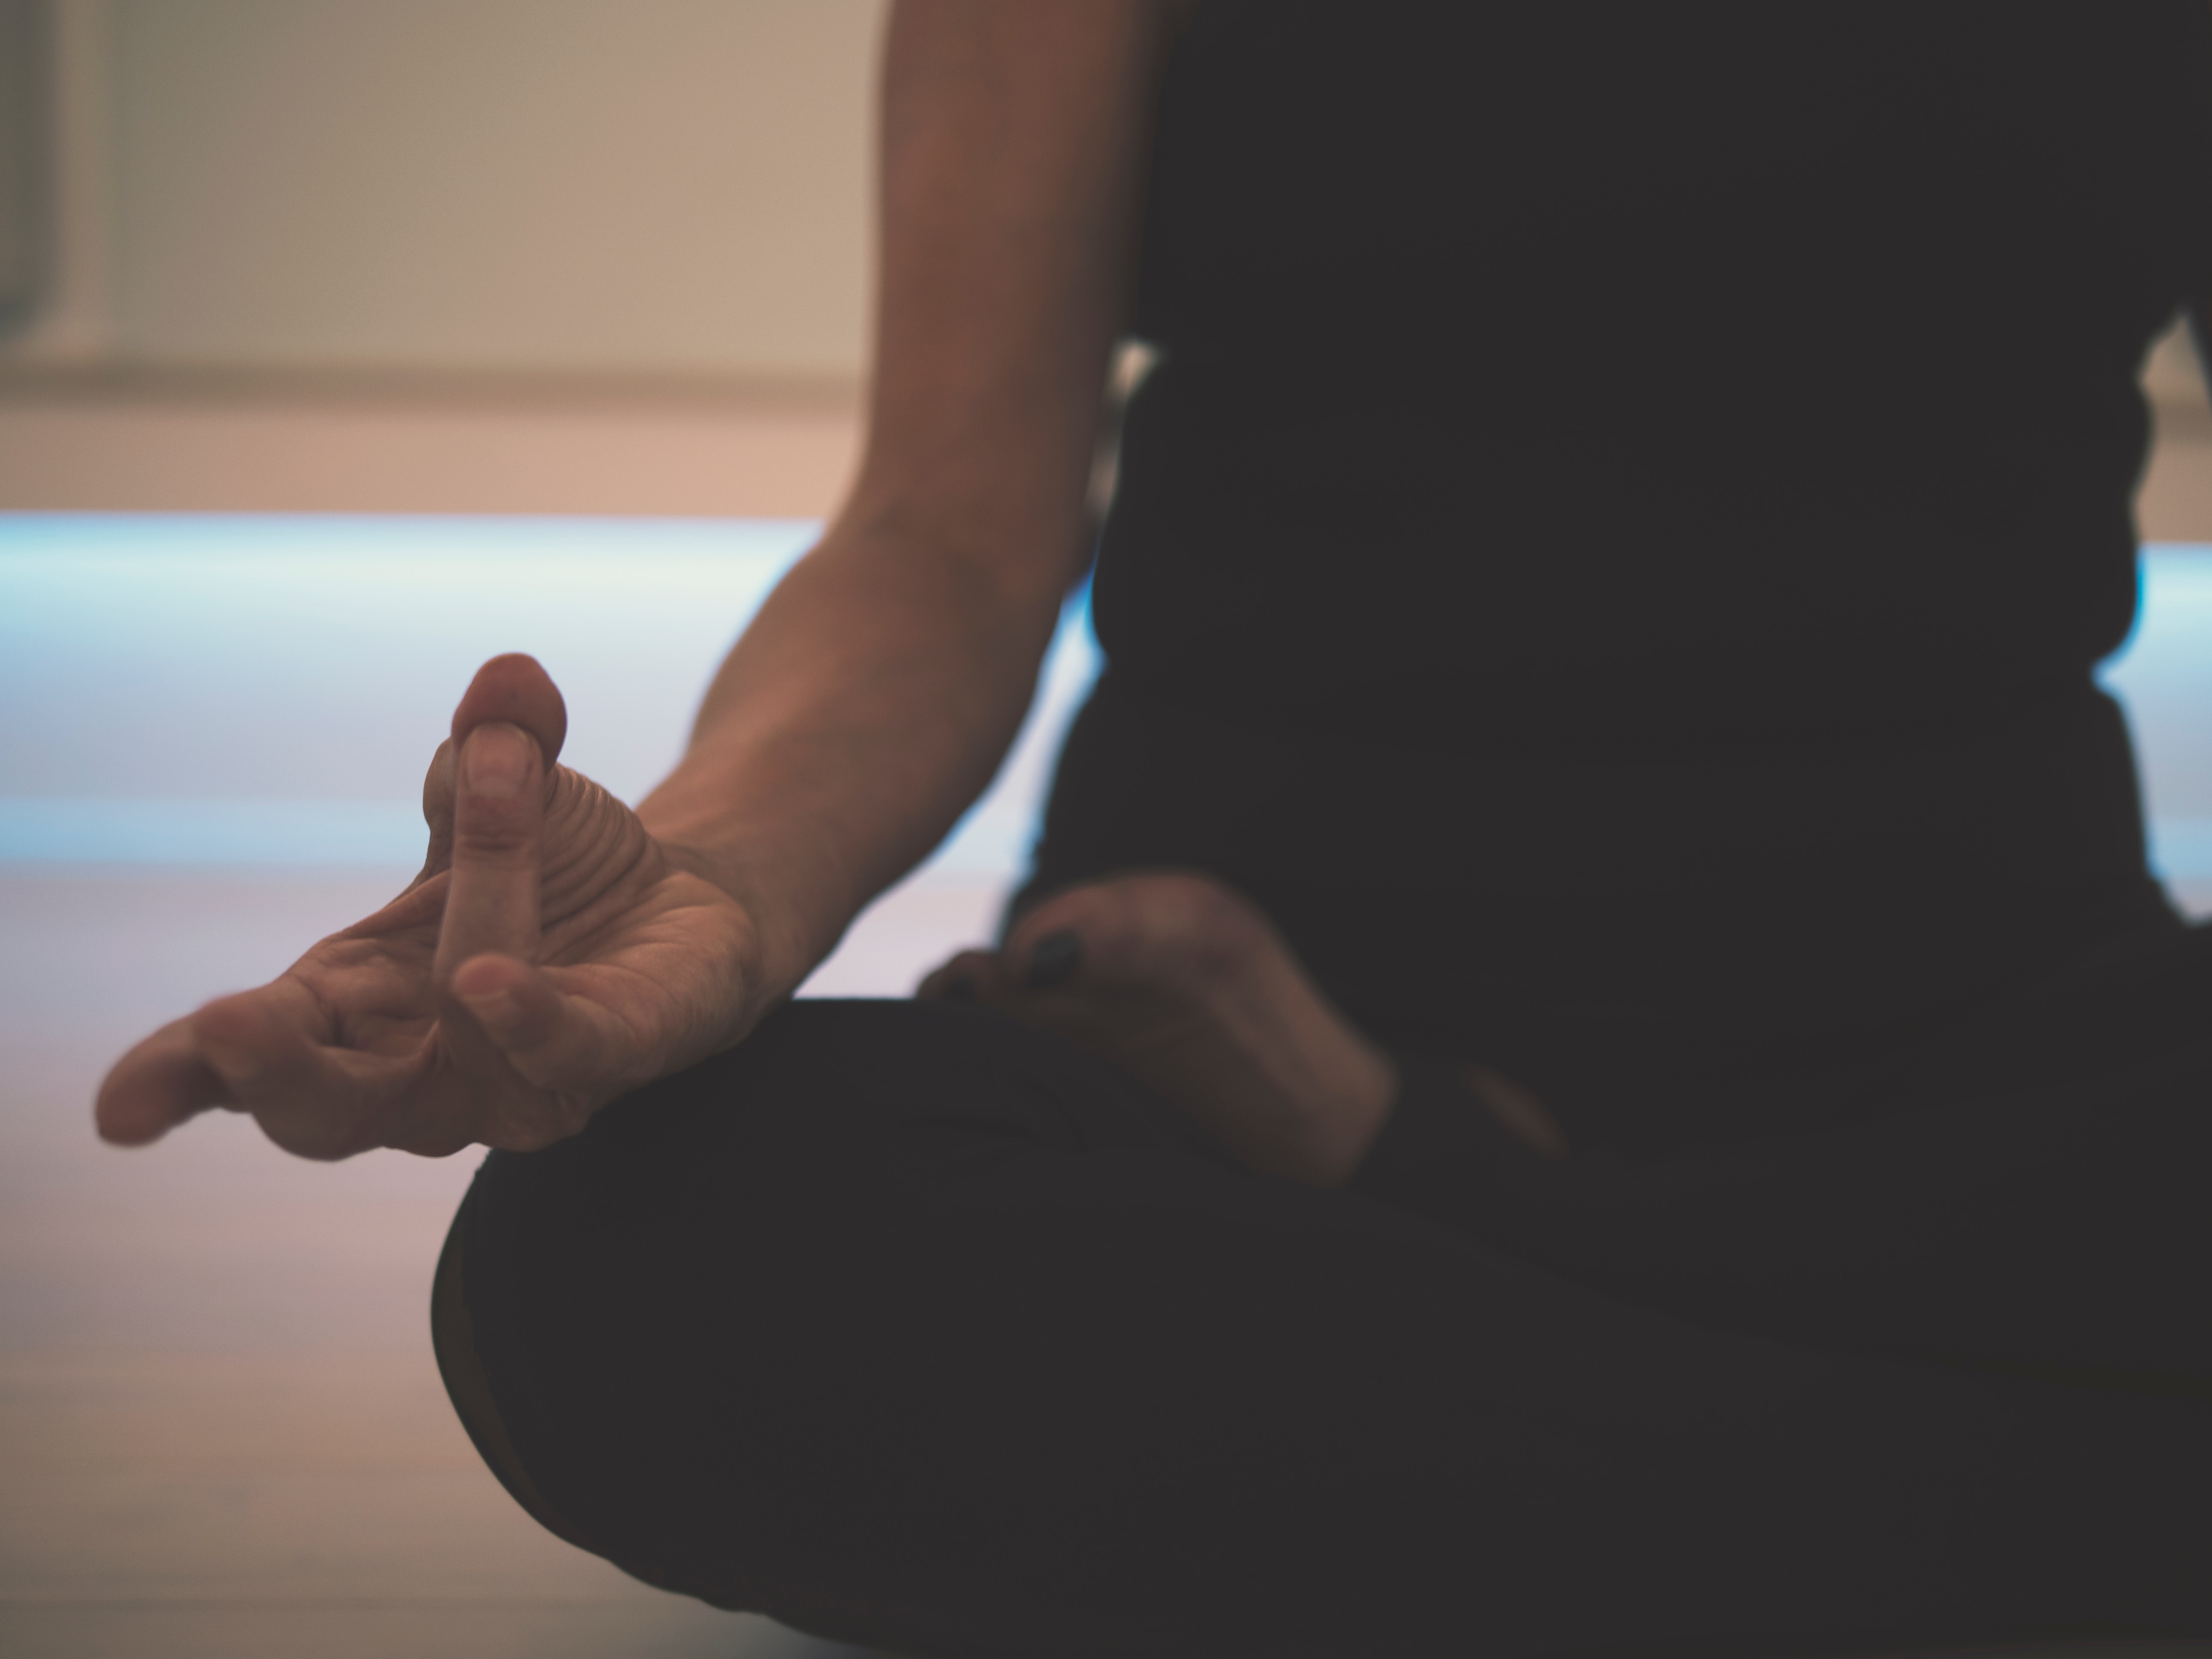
[434,918,2212,1659]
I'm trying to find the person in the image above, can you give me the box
[95,3,2212,1654]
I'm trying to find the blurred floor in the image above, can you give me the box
[0,370,863,519]
[0,871,979,1659]
[6,486,2212,1658]
[0,514,1093,1659]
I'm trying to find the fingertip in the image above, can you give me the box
[452,654,568,767]
[95,1096,172,1147]
[93,1067,154,1143]
[450,953,559,1046]
[918,968,981,1004]
[451,952,530,1002]
[95,1024,228,1146]
[999,886,1112,978]
[917,948,999,1002]
[1024,930,1083,990]
[455,984,518,1033]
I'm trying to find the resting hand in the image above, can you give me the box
[95,655,765,1159]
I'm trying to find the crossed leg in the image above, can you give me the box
[925,870,2212,1384]
[441,987,2212,1658]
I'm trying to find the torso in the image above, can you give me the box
[1100,0,2212,745]
[1029,1,2212,1152]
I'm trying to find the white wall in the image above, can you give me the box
[32,0,885,380]
[8,0,2212,533]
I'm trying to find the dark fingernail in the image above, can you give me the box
[940,973,979,1004]
[1025,931,1081,990]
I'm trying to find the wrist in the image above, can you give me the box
[653,834,852,1014]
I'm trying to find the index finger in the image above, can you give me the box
[95,1017,233,1146]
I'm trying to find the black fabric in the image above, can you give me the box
[1021,667,2181,1158]
[434,7,2212,1650]
[447,993,2212,1658]
[1099,2,2212,746]
[1047,2,2212,1127]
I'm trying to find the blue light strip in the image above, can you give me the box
[3,515,2207,884]
[0,800,429,867]
[9,800,2212,881]
[0,512,1099,877]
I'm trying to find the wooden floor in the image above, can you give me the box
[6,367,2212,1655]
[0,503,1091,1656]
[0,867,1003,1658]
[10,681,2212,1659]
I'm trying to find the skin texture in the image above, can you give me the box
[919,872,1405,1184]
[917,871,1569,1182]
[96,2,1178,1159]
[96,655,760,1158]
[94,0,1558,1176]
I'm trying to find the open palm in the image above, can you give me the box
[96,655,763,1160]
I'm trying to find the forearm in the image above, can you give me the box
[635,0,1166,1007]
[637,517,1067,1002]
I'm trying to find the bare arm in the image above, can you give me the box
[92,1,1177,1158]
[640,0,1173,1001]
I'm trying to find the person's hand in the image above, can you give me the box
[95,655,767,1160]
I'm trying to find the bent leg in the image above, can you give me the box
[448,999,2211,1659]
[1355,928,2212,1388]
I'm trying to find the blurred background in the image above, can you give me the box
[0,3,1062,1656]
[3,4,2212,1658]
[0,0,875,514]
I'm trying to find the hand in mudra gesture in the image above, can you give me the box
[96,655,763,1160]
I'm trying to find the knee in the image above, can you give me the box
[451,995,1172,1413]
[442,997,1150,1613]
[486,995,1121,1200]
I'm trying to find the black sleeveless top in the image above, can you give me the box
[1031,2,2212,1151]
